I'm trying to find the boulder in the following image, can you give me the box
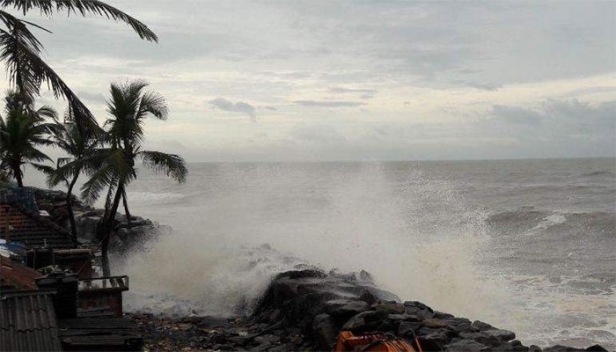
[445,339,491,352]
[311,314,338,350]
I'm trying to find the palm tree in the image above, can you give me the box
[0,91,57,187]
[46,107,98,239]
[80,81,187,276]
[0,0,158,135]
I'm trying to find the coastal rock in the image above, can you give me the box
[445,339,491,352]
[342,310,388,332]
[324,299,369,318]
[311,314,337,350]
[127,268,609,352]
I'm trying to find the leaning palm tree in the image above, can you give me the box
[0,91,57,187]
[81,81,187,276]
[46,107,98,239]
[0,0,158,135]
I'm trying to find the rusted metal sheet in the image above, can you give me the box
[0,255,42,290]
[0,291,62,351]
[0,203,77,250]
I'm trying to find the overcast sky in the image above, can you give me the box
[3,0,615,161]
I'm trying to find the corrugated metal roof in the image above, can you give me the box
[0,291,62,351]
[0,255,42,291]
[0,203,77,249]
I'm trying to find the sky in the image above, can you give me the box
[2,0,615,162]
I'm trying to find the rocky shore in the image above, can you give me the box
[128,269,608,352]
[31,187,611,352]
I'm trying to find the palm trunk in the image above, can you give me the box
[101,183,124,277]
[122,192,132,234]
[66,173,79,241]
[13,165,23,188]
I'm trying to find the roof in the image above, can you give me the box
[0,202,77,249]
[0,255,42,291]
[0,291,62,351]
[58,317,144,351]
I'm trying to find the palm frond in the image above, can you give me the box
[138,90,168,120]
[0,0,158,42]
[140,150,187,183]
[0,26,97,131]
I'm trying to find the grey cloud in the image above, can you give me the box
[465,82,502,91]
[330,87,377,99]
[209,97,256,121]
[293,100,366,108]
[491,105,543,126]
[485,100,615,154]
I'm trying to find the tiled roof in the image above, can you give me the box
[0,291,62,351]
[0,203,77,249]
[0,255,42,291]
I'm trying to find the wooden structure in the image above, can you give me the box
[78,276,129,318]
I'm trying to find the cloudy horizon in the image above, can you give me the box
[2,0,615,162]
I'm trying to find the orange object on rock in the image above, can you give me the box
[335,331,417,352]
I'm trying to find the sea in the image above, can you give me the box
[25,158,616,349]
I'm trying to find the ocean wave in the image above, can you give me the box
[487,209,616,238]
[581,170,615,178]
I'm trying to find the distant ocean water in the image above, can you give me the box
[26,158,616,348]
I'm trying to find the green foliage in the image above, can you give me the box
[0,91,57,187]
[0,0,157,135]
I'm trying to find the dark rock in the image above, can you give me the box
[325,299,369,318]
[342,310,388,332]
[586,345,608,352]
[459,331,501,347]
[275,269,326,280]
[472,320,495,331]
[434,311,455,319]
[198,316,229,329]
[375,301,406,314]
[529,345,542,352]
[445,339,491,352]
[485,328,516,343]
[418,328,455,351]
[422,318,451,329]
[404,301,435,320]
[312,314,338,351]
[398,321,421,337]
[388,313,420,322]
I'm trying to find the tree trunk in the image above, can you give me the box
[66,173,79,241]
[101,183,124,277]
[122,192,132,234]
[14,166,23,188]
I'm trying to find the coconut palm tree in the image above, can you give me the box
[78,81,186,275]
[0,91,57,187]
[0,0,158,135]
[46,107,98,239]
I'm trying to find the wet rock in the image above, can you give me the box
[404,301,436,320]
[342,310,388,332]
[374,301,406,314]
[418,328,455,351]
[459,331,502,347]
[485,328,516,343]
[325,299,369,318]
[312,314,337,350]
[445,339,491,352]
[398,321,421,337]
[472,320,495,331]
[198,316,229,329]
[586,345,609,352]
